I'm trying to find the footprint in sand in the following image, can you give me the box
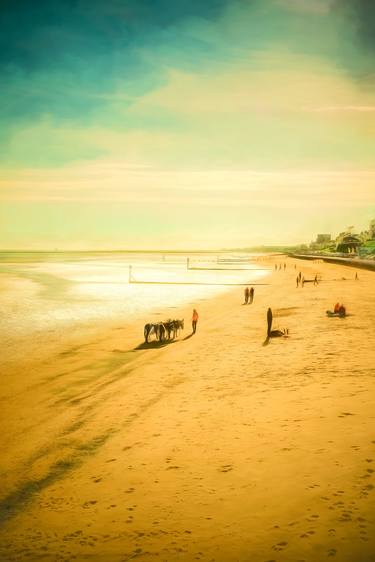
[327,548,337,557]
[218,465,233,473]
[272,541,288,551]
[82,500,97,509]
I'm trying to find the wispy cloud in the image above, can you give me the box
[276,0,333,15]
[303,105,375,113]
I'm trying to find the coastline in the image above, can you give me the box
[0,256,374,561]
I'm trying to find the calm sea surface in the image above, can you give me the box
[0,251,270,354]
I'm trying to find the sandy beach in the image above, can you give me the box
[0,256,374,562]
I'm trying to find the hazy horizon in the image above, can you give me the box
[0,0,374,249]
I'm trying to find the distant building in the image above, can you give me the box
[315,234,331,244]
[336,234,362,253]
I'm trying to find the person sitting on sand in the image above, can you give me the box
[338,304,346,317]
[192,309,199,334]
[269,328,289,338]
[334,302,340,314]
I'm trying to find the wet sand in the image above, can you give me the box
[0,257,374,562]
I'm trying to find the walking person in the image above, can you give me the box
[244,287,249,304]
[296,275,299,288]
[249,287,254,304]
[192,309,199,334]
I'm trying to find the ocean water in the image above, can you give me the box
[0,251,270,354]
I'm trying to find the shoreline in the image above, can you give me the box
[0,256,374,561]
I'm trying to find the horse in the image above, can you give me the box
[144,322,165,343]
[173,319,184,337]
[144,319,184,343]
[163,320,175,339]
[144,323,156,343]
[156,322,165,341]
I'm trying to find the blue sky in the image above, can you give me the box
[0,0,374,248]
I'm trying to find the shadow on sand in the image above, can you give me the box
[183,333,195,341]
[134,340,177,350]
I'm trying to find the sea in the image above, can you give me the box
[0,251,270,359]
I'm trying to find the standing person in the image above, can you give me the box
[192,309,199,334]
[244,287,249,304]
[313,274,318,286]
[267,307,273,337]
[301,276,305,288]
[249,287,254,304]
[296,275,299,288]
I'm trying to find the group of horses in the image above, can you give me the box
[144,319,184,343]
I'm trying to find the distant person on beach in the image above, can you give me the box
[249,287,254,304]
[313,274,318,286]
[192,309,199,334]
[275,264,277,271]
[284,263,286,270]
[298,272,302,282]
[267,307,273,337]
[355,272,359,280]
[334,302,340,313]
[296,276,299,288]
[244,287,249,304]
[301,276,305,288]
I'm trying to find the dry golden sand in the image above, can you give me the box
[0,257,375,562]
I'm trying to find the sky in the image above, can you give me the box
[0,0,374,250]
